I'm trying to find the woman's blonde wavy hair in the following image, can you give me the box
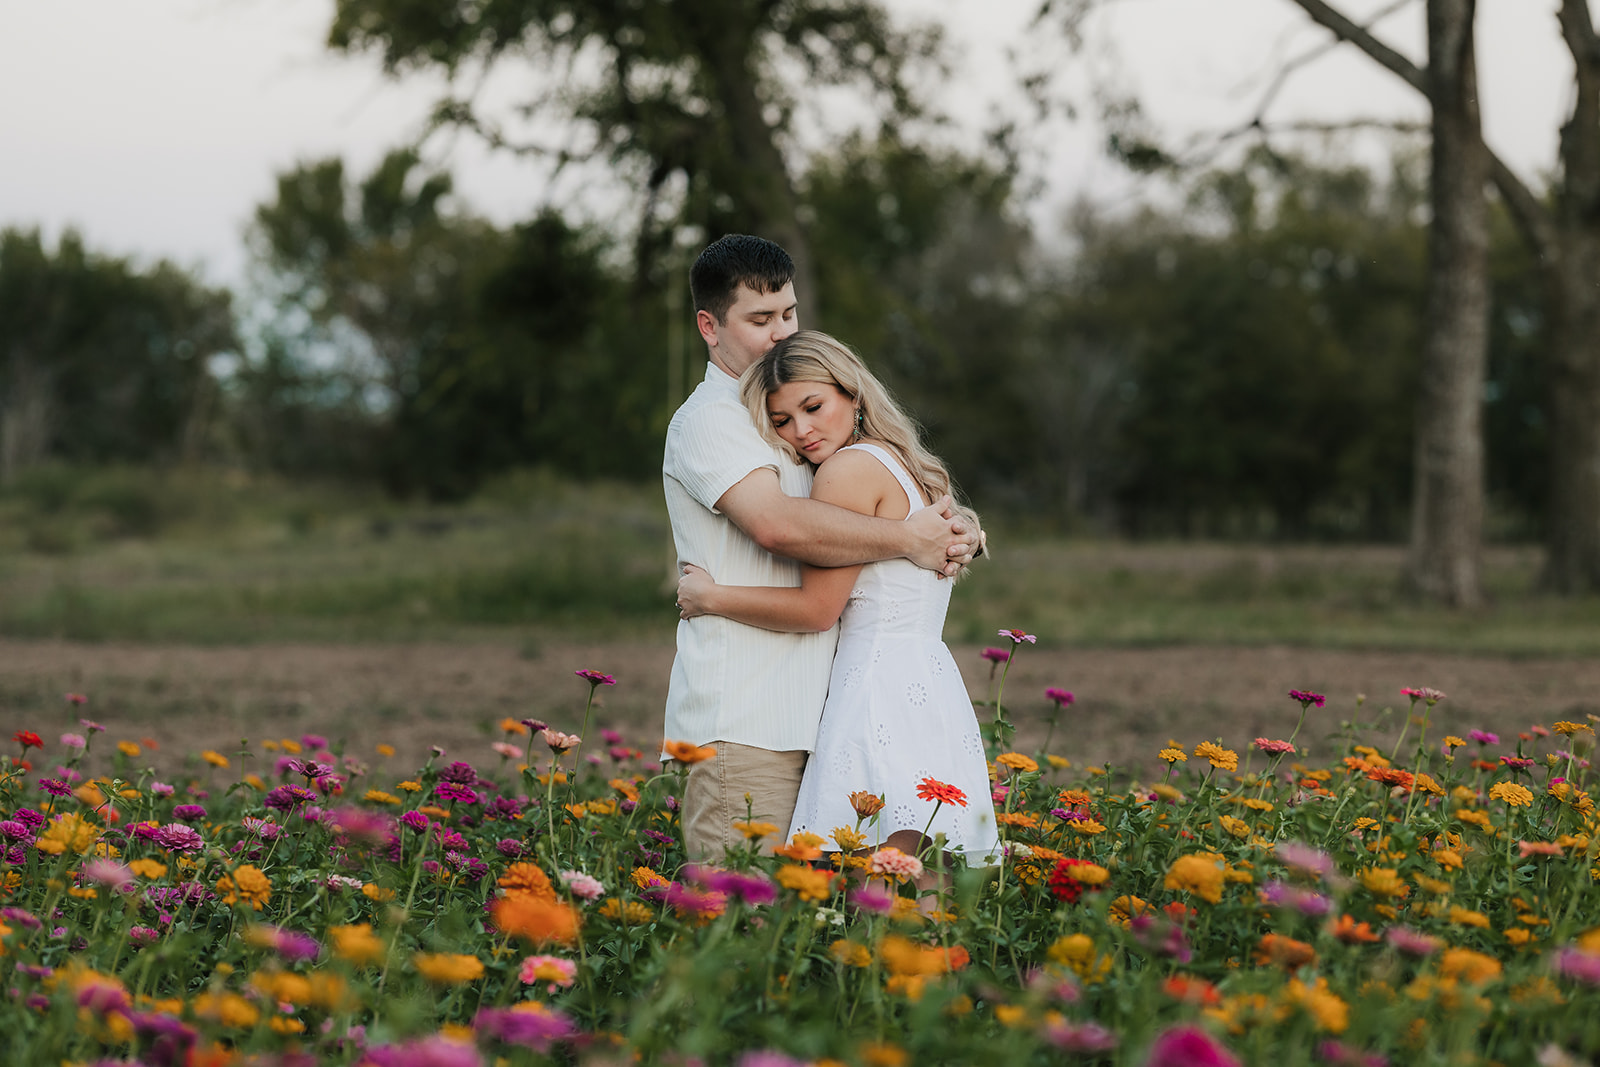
[740,330,984,546]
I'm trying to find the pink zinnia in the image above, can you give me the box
[558,870,606,900]
[518,954,578,992]
[81,858,135,891]
[981,647,1010,664]
[998,628,1037,644]
[847,884,898,915]
[1469,730,1499,745]
[491,742,521,760]
[1143,1025,1243,1067]
[1275,841,1335,879]
[1554,948,1600,986]
[1385,925,1440,957]
[575,668,616,687]
[60,733,86,750]
[1253,738,1295,756]
[1288,689,1326,708]
[541,729,582,754]
[868,847,923,880]
[1046,687,1075,707]
[1042,1019,1118,1053]
[1401,687,1446,704]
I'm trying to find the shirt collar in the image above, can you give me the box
[704,361,741,394]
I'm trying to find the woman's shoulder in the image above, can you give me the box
[813,443,901,509]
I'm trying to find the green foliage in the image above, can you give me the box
[245,154,660,497]
[0,228,235,477]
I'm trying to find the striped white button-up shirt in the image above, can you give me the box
[662,362,839,752]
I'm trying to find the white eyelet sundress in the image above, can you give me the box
[787,442,1001,862]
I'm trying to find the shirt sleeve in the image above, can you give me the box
[665,397,780,514]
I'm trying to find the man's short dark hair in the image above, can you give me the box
[689,235,794,324]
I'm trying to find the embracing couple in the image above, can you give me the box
[662,234,999,876]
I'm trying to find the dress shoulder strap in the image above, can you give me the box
[839,442,927,514]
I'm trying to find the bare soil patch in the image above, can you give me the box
[3,638,1597,779]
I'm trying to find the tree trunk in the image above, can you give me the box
[685,13,817,322]
[1406,0,1488,606]
[0,349,54,484]
[1541,0,1600,592]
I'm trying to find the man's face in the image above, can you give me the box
[699,282,798,377]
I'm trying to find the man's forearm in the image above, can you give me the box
[749,494,910,567]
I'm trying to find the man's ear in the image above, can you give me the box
[695,308,720,350]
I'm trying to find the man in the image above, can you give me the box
[662,234,977,860]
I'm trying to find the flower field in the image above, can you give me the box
[4,651,1600,1066]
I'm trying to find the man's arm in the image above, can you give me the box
[715,467,973,573]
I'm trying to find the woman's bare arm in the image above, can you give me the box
[676,449,899,632]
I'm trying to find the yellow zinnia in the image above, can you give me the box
[330,923,385,965]
[1193,742,1239,772]
[1165,854,1225,904]
[775,864,835,902]
[1489,781,1534,808]
[997,752,1039,774]
[413,953,485,984]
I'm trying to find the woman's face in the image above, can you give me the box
[766,380,856,464]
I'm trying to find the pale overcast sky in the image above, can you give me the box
[0,0,1569,288]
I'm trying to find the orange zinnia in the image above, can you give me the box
[1328,914,1381,944]
[491,894,580,946]
[662,740,717,764]
[1255,933,1316,969]
[498,862,558,903]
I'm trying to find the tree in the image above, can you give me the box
[324,0,939,318]
[1406,0,1489,606]
[248,152,656,496]
[1271,1,1600,592]
[0,229,234,481]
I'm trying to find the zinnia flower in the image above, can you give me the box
[518,954,578,992]
[492,895,580,946]
[868,847,924,881]
[1144,1025,1243,1067]
[1045,688,1075,707]
[662,740,717,764]
[916,777,968,807]
[1164,854,1225,904]
[1489,781,1535,807]
[412,953,486,984]
[980,647,1010,664]
[575,669,616,687]
[1254,738,1295,756]
[998,628,1037,644]
[1288,690,1326,708]
[474,1004,575,1052]
[558,870,606,900]
[540,730,582,754]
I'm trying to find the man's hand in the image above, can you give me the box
[905,495,974,577]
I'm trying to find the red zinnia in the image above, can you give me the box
[13,730,42,750]
[574,669,616,687]
[1047,857,1098,903]
[916,778,968,807]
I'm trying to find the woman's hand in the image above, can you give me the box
[676,563,717,620]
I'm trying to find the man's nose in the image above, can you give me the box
[773,317,798,342]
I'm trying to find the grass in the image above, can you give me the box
[3,464,1599,654]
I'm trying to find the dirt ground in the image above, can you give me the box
[3,637,1597,780]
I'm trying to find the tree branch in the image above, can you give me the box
[1285,0,1556,257]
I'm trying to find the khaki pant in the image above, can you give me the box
[682,741,807,862]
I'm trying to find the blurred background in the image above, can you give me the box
[2,0,1597,769]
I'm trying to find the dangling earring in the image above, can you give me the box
[852,407,863,441]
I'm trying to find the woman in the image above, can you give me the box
[675,330,1000,876]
